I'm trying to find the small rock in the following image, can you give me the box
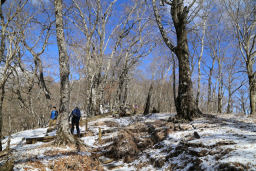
[194,131,200,139]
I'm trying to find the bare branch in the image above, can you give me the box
[152,0,176,52]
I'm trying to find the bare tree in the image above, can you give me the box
[0,0,27,151]
[224,0,256,115]
[152,0,203,120]
[195,14,208,108]
[69,0,152,116]
[68,0,121,116]
[225,54,245,113]
[114,7,153,115]
[8,4,55,129]
[217,52,224,113]
[54,0,74,145]
[204,19,220,112]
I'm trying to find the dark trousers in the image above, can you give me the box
[71,117,80,136]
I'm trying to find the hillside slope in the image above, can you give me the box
[1,113,256,170]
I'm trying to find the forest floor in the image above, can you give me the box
[1,112,256,170]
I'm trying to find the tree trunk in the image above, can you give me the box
[227,88,231,113]
[117,66,129,116]
[217,58,223,113]
[38,60,51,100]
[0,86,4,151]
[196,57,202,108]
[227,70,232,113]
[54,0,74,145]
[196,18,206,108]
[175,48,196,120]
[152,0,201,120]
[123,80,128,106]
[172,55,177,109]
[207,73,212,112]
[144,83,153,115]
[0,1,6,151]
[87,71,102,116]
[249,76,256,115]
[91,81,99,116]
[207,59,216,112]
[227,96,232,113]
[217,78,223,113]
[241,95,246,114]
[172,7,200,120]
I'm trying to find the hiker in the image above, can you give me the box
[49,106,58,127]
[69,106,81,137]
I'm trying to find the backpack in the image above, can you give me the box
[72,108,81,118]
[51,110,58,120]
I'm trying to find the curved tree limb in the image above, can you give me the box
[152,0,176,52]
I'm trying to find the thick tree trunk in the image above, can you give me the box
[144,83,153,115]
[87,71,102,116]
[172,5,200,120]
[92,73,102,116]
[175,48,196,120]
[54,0,75,145]
[117,67,129,116]
[152,0,201,120]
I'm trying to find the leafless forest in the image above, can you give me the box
[0,0,255,148]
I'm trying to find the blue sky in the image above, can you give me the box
[21,0,250,111]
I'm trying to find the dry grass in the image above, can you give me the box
[53,154,103,171]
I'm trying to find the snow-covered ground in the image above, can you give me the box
[1,113,256,170]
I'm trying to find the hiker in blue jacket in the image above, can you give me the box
[69,106,81,137]
[49,106,58,127]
